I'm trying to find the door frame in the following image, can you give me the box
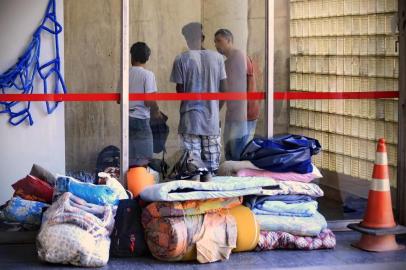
[396,0,406,226]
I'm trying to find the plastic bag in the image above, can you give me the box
[37,192,115,267]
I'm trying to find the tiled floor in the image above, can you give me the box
[0,231,405,270]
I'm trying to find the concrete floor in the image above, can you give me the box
[0,232,405,270]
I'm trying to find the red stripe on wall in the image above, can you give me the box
[0,91,399,102]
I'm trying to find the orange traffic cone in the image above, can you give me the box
[348,138,406,252]
[361,138,396,229]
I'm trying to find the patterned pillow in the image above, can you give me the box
[1,196,49,225]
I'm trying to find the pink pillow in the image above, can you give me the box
[236,165,322,183]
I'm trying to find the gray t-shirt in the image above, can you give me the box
[170,50,227,136]
[129,66,157,119]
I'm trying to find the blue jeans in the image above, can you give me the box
[223,121,248,161]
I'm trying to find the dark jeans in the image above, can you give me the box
[129,117,153,167]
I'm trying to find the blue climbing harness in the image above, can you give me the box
[0,0,67,126]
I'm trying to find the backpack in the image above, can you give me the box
[96,145,120,174]
[150,112,169,154]
[110,199,148,257]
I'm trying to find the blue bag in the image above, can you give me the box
[240,134,321,173]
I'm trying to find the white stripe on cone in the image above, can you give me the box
[375,152,388,165]
[370,178,391,192]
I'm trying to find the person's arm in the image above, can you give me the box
[247,57,256,93]
[145,100,161,119]
[170,56,184,93]
[145,72,162,119]
[219,79,227,110]
[247,73,256,93]
[219,56,228,110]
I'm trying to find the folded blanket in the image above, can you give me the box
[252,201,318,217]
[143,212,237,263]
[255,211,327,236]
[140,177,278,202]
[262,181,324,197]
[142,197,241,224]
[245,195,315,208]
[237,164,322,183]
[37,192,115,267]
[0,197,49,225]
[255,229,336,251]
[54,176,119,206]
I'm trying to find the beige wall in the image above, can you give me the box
[64,0,288,171]
[64,0,122,171]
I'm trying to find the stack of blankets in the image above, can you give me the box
[0,164,56,231]
[140,176,278,263]
[219,160,336,251]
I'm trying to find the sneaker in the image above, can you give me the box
[199,172,212,182]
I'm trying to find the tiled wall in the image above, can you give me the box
[288,0,399,186]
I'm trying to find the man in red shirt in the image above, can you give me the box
[214,29,260,160]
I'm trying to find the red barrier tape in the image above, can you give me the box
[0,91,399,102]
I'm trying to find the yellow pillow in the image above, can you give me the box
[228,205,260,252]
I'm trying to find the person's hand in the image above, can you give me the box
[152,111,164,120]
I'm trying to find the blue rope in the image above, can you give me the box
[0,0,67,126]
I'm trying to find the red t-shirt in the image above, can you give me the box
[247,57,260,121]
[224,50,260,121]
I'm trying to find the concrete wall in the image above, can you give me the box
[64,0,122,172]
[0,0,65,204]
[64,0,289,171]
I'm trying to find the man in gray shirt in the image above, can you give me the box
[170,22,227,178]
